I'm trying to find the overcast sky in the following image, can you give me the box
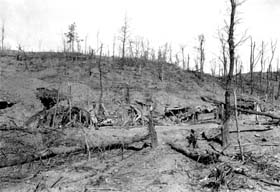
[0,0,279,72]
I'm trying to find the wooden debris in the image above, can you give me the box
[0,127,150,168]
[36,87,67,109]
[167,141,220,164]
[201,96,280,120]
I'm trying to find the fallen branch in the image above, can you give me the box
[235,170,280,187]
[167,141,220,164]
[50,176,63,188]
[229,128,273,133]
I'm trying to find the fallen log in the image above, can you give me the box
[201,96,280,120]
[0,127,150,168]
[229,128,273,133]
[167,141,220,164]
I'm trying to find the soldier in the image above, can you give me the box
[186,129,197,148]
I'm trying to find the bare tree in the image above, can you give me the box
[157,44,168,81]
[268,40,277,80]
[148,100,158,148]
[187,54,190,71]
[218,31,228,79]
[119,15,130,61]
[223,0,246,147]
[276,57,279,81]
[259,41,266,88]
[76,37,83,53]
[239,62,244,93]
[98,44,104,105]
[249,37,261,95]
[210,59,217,76]
[84,35,88,54]
[112,35,116,61]
[266,65,271,97]
[128,40,134,58]
[168,44,173,64]
[196,34,205,77]
[62,34,67,53]
[194,59,199,72]
[180,45,186,70]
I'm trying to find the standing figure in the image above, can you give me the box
[186,129,197,148]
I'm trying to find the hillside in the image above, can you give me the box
[2,54,280,192]
[0,54,224,127]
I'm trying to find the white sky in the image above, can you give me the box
[0,0,280,73]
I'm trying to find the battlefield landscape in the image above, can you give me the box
[1,0,280,192]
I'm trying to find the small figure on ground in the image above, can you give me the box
[187,129,197,148]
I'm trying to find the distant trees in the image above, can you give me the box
[195,34,205,77]
[268,40,277,80]
[265,40,277,101]
[249,37,261,95]
[180,45,186,70]
[210,59,217,76]
[65,23,77,52]
[119,15,130,61]
[64,22,83,53]
[218,31,228,78]
[157,44,168,81]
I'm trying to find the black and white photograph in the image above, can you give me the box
[1,0,280,191]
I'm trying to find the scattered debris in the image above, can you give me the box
[167,141,220,165]
[36,87,67,109]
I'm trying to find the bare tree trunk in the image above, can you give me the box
[181,46,185,70]
[52,87,60,128]
[125,83,130,105]
[271,83,275,104]
[268,41,277,81]
[98,44,104,105]
[260,41,265,89]
[148,108,158,148]
[121,16,129,61]
[239,67,243,93]
[259,70,262,90]
[199,34,205,78]
[250,38,255,95]
[266,67,270,97]
[233,89,244,161]
[223,0,237,148]
[112,35,116,61]
[235,57,238,85]
[187,54,190,71]
[68,84,72,121]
